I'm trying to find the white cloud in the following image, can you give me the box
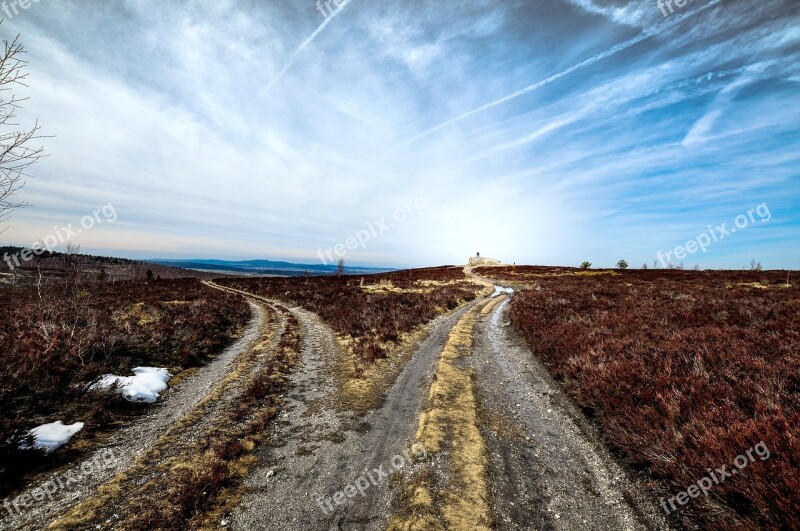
[563,0,654,27]
[0,0,797,268]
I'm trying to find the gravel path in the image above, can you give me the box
[4,275,675,531]
[231,299,484,531]
[472,297,670,530]
[3,299,267,531]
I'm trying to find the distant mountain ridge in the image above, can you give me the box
[148,258,395,277]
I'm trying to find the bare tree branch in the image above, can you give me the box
[0,24,45,232]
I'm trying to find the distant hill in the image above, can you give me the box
[0,246,218,286]
[148,259,395,277]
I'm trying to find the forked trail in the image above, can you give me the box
[184,279,668,530]
[222,283,484,530]
[219,272,668,530]
[6,276,668,530]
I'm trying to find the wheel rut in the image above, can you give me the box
[472,296,670,530]
[231,295,484,531]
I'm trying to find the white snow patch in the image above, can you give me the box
[26,421,84,453]
[493,286,514,296]
[91,367,171,403]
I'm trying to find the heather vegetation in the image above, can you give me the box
[218,266,483,368]
[499,267,799,529]
[0,277,250,492]
[59,309,303,530]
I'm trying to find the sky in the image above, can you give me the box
[1,0,799,269]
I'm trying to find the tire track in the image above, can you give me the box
[472,297,670,530]
[5,296,269,531]
[231,293,484,531]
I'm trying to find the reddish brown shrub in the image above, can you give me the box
[0,278,250,493]
[505,269,800,529]
[218,267,480,366]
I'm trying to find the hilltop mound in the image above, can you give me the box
[468,256,502,266]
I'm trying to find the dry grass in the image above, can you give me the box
[480,294,507,316]
[389,303,491,531]
[51,304,301,530]
[732,282,792,290]
[474,265,617,285]
[335,325,434,414]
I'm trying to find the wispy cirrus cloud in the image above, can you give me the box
[563,0,654,27]
[1,0,798,269]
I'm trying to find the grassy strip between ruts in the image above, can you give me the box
[480,294,507,316]
[50,303,301,530]
[388,300,492,531]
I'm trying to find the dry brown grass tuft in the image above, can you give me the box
[389,304,492,531]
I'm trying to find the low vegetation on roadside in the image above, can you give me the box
[498,268,799,529]
[218,267,484,370]
[53,305,302,531]
[0,277,250,494]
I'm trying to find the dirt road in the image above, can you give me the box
[5,277,670,530]
[472,297,669,530]
[224,277,668,530]
[231,298,483,530]
[214,267,785,531]
[5,297,271,531]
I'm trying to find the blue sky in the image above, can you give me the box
[1,0,799,268]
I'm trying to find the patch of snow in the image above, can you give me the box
[493,286,514,296]
[26,421,84,453]
[90,367,171,403]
